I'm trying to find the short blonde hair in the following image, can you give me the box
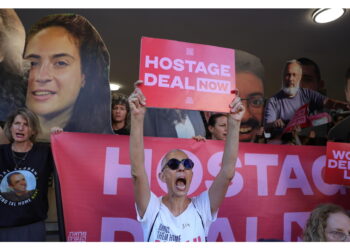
[3,108,41,143]
[303,203,349,241]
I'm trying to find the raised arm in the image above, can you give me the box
[208,94,245,215]
[128,82,150,218]
[324,98,350,111]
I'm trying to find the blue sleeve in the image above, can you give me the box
[264,98,278,125]
[309,89,326,107]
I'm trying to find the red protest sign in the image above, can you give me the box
[139,37,236,113]
[325,141,350,186]
[51,132,349,242]
[283,104,310,134]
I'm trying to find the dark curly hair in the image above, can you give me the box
[111,94,130,130]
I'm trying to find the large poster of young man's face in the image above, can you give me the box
[235,50,265,142]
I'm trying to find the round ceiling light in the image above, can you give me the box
[110,82,121,91]
[312,8,346,24]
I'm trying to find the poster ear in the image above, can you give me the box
[208,125,214,134]
[319,79,325,89]
[158,171,165,183]
[81,74,86,88]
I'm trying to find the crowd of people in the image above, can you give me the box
[0,10,349,242]
[205,58,350,146]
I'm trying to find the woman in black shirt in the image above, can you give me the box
[0,108,53,241]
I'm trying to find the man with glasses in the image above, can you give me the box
[128,81,244,242]
[235,50,265,142]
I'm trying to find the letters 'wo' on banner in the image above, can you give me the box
[325,141,350,186]
[51,132,350,242]
[139,37,236,112]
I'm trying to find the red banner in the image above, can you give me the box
[325,142,350,186]
[139,37,236,112]
[51,132,350,242]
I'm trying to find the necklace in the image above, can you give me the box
[11,144,32,169]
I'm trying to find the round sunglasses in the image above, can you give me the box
[163,158,194,171]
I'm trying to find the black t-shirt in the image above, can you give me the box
[113,127,130,135]
[0,143,53,227]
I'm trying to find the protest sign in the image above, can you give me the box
[283,104,310,134]
[325,141,350,186]
[139,37,236,112]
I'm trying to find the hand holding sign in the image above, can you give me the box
[128,80,146,120]
[273,119,286,128]
[228,89,245,122]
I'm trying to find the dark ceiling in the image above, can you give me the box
[16,8,350,101]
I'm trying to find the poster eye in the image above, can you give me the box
[30,61,39,67]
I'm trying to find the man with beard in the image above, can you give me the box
[264,59,348,139]
[235,50,265,142]
[0,10,26,126]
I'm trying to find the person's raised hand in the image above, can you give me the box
[128,80,146,118]
[50,127,63,134]
[228,89,245,122]
[192,135,206,142]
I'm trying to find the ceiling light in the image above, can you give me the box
[312,8,346,24]
[110,82,121,91]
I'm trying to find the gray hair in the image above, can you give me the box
[282,59,302,76]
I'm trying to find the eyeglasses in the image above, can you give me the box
[241,94,265,108]
[326,231,350,241]
[163,158,194,171]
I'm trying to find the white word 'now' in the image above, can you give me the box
[144,73,230,94]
